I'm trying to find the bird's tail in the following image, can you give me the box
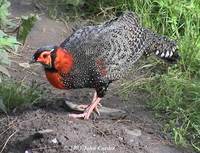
[144,29,180,63]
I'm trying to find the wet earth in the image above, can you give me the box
[0,0,195,153]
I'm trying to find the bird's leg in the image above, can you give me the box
[73,92,102,114]
[83,97,102,119]
[68,92,102,119]
[75,92,97,110]
[68,97,102,119]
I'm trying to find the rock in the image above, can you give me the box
[125,129,142,137]
[19,62,31,68]
[38,129,54,134]
[24,149,32,153]
[51,138,58,144]
[64,100,126,118]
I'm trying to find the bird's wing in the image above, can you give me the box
[60,12,150,80]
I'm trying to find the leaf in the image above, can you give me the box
[0,49,10,65]
[0,30,19,53]
[0,98,7,113]
[17,14,37,43]
[0,65,10,77]
[0,0,10,26]
[0,34,18,47]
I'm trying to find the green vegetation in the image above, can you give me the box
[17,14,38,43]
[114,0,199,151]
[0,0,10,27]
[40,0,122,19]
[44,0,200,151]
[0,0,18,78]
[0,0,41,113]
[0,81,42,113]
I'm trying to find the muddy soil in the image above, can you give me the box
[0,1,195,153]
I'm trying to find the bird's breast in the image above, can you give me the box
[45,71,65,89]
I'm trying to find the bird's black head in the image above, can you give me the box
[30,46,58,69]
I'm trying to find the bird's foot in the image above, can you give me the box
[68,112,89,119]
[74,103,102,115]
[68,97,102,120]
[68,110,95,120]
[69,103,101,119]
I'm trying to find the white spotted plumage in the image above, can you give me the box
[156,50,159,55]
[161,52,165,57]
[60,11,179,81]
[165,51,170,57]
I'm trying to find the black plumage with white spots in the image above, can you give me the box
[59,11,179,97]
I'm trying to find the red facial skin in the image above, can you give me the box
[36,51,52,66]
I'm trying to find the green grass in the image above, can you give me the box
[0,80,43,113]
[135,72,200,150]
[114,0,200,151]
[40,0,116,19]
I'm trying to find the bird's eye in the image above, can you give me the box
[43,54,48,58]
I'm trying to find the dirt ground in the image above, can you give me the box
[0,0,195,153]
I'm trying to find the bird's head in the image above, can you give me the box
[30,46,74,73]
[30,46,56,69]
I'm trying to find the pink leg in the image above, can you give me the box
[75,92,97,110]
[74,92,102,114]
[68,92,102,119]
[84,97,102,119]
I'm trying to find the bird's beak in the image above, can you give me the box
[29,59,36,64]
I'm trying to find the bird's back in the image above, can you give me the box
[60,11,178,81]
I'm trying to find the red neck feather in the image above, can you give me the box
[54,47,74,74]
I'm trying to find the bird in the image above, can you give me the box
[30,11,179,119]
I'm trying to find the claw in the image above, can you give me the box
[93,106,100,116]
[75,104,89,111]
[68,112,92,120]
[68,113,86,119]
[68,94,102,119]
[73,101,102,115]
